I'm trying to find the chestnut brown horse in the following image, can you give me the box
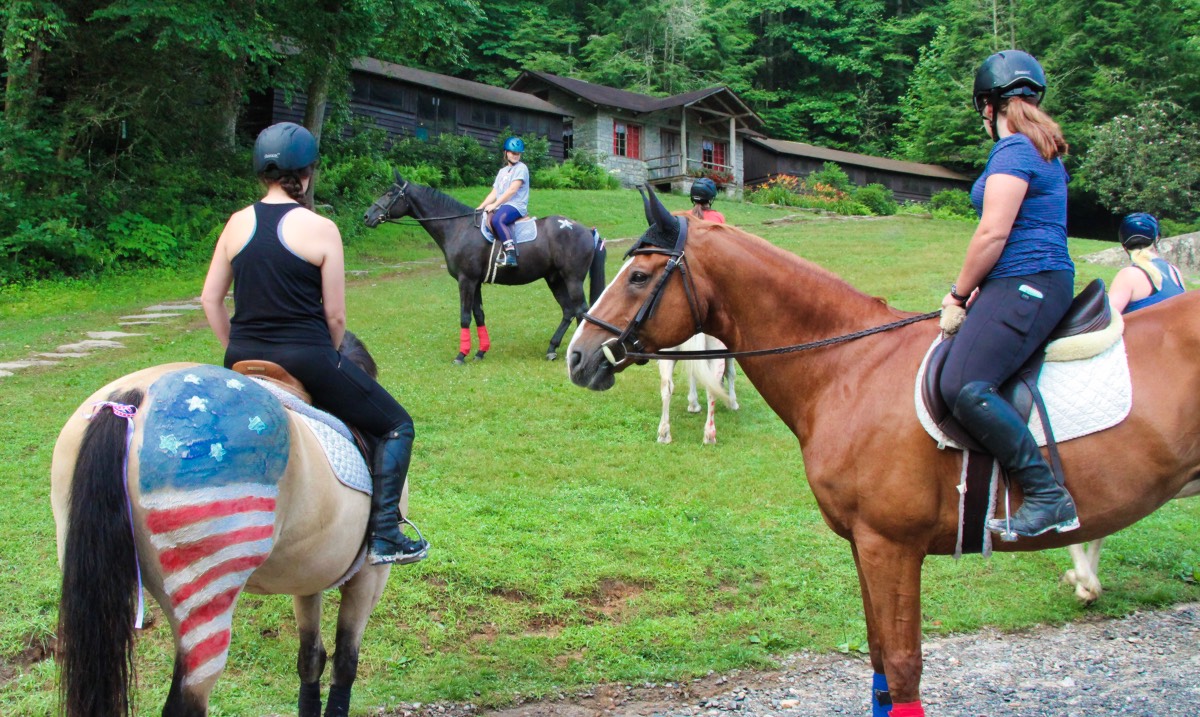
[566,187,1200,715]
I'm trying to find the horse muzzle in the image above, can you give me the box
[568,347,617,391]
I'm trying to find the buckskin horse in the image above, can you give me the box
[52,334,400,717]
[566,186,1200,715]
[364,171,607,363]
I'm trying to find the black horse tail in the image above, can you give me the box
[588,228,607,306]
[59,388,145,717]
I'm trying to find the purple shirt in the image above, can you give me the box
[971,133,1073,279]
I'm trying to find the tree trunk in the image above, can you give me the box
[4,8,48,126]
[302,63,333,207]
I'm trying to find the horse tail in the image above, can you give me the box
[588,228,607,305]
[59,387,145,717]
[686,358,732,407]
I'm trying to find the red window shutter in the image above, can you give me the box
[630,125,641,159]
[714,141,727,168]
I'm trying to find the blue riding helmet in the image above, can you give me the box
[253,122,318,174]
[690,177,718,204]
[504,137,525,154]
[1118,212,1160,249]
[972,50,1047,114]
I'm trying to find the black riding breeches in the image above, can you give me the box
[939,270,1074,406]
[225,340,413,441]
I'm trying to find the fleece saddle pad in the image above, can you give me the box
[481,215,539,245]
[251,378,372,495]
[915,335,1133,450]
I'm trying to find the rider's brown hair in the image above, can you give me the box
[261,166,315,209]
[1002,97,1068,161]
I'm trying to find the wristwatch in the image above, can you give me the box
[950,285,971,302]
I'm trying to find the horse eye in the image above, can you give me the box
[630,270,650,285]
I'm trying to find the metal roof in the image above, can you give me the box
[352,58,572,117]
[747,138,971,181]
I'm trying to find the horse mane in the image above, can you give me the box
[409,181,472,218]
[340,331,378,379]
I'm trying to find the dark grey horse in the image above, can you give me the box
[364,171,607,363]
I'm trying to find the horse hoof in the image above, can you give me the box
[453,353,467,365]
[474,350,487,361]
[546,352,558,361]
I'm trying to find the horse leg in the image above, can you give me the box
[852,543,891,717]
[703,385,718,445]
[854,533,927,715]
[323,565,391,717]
[456,278,478,365]
[544,275,579,361]
[658,359,676,444]
[1063,540,1104,603]
[472,289,488,361]
[686,367,702,413]
[294,593,327,717]
[724,358,739,410]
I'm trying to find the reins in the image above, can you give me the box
[624,310,942,362]
[369,180,481,224]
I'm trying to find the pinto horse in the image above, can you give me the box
[567,187,1200,715]
[52,335,401,717]
[364,171,606,363]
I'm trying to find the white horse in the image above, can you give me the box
[1064,481,1200,602]
[656,334,738,444]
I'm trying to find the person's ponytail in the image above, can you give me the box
[1003,98,1068,161]
[1129,248,1164,290]
[260,166,314,209]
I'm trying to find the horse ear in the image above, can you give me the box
[393,168,403,185]
[645,184,675,232]
[637,185,655,227]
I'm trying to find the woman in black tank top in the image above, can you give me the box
[200,122,428,566]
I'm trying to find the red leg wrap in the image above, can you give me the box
[477,326,490,353]
[890,702,925,717]
[459,328,471,356]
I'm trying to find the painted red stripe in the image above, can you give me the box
[185,629,232,673]
[146,497,276,533]
[170,555,268,607]
[159,525,274,573]
[180,587,240,636]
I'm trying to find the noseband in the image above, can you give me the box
[368,181,410,223]
[582,217,703,366]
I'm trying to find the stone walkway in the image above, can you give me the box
[0,300,203,379]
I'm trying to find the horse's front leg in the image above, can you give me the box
[471,288,489,361]
[1063,540,1104,603]
[294,593,327,717]
[724,359,739,411]
[854,533,927,716]
[545,275,582,361]
[853,543,891,717]
[658,359,676,443]
[456,278,479,365]
[324,565,392,717]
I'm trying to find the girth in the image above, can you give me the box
[921,278,1110,452]
[231,360,372,460]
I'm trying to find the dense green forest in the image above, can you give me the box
[2,0,1199,282]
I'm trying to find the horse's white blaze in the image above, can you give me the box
[162,539,275,595]
[149,511,275,551]
[567,257,634,361]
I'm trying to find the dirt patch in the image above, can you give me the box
[1,630,58,687]
[575,579,646,623]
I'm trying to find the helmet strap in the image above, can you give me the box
[988,90,1002,144]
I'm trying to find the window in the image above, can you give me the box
[613,121,641,159]
[702,139,728,169]
[563,121,574,158]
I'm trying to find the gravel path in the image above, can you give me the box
[389,603,1199,717]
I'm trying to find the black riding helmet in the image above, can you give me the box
[973,50,1047,142]
[690,177,718,204]
[253,122,318,175]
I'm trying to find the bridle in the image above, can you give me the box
[367,180,480,225]
[583,215,941,365]
[582,217,704,366]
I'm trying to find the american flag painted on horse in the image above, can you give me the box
[138,365,290,686]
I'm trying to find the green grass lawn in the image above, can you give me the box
[1,189,1197,716]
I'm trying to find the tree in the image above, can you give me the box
[1078,101,1200,220]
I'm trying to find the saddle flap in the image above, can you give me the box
[231,360,312,405]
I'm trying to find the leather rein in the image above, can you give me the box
[369,181,482,224]
[582,217,941,364]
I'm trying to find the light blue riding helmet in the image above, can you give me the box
[503,137,525,153]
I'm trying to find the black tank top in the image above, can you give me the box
[229,202,331,346]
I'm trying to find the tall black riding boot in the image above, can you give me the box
[952,381,1079,538]
[496,240,518,267]
[368,425,429,565]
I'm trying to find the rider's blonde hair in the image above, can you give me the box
[1128,247,1164,290]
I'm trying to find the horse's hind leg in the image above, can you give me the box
[1063,540,1104,603]
[658,359,676,443]
[545,275,583,361]
[294,593,327,717]
[323,565,391,717]
[456,278,480,364]
[472,289,489,360]
[724,359,739,410]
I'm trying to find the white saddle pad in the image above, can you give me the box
[915,335,1133,450]
[481,215,538,245]
[251,378,372,495]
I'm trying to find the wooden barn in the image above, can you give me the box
[251,58,573,157]
[743,137,971,203]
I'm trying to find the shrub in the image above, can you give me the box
[106,212,179,266]
[896,201,932,216]
[808,162,853,193]
[929,189,975,220]
[853,184,898,216]
[745,174,872,216]
[534,151,620,190]
[1161,218,1200,237]
[386,133,494,187]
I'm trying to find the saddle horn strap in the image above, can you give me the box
[87,401,145,629]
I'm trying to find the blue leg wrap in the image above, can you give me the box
[872,672,893,716]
